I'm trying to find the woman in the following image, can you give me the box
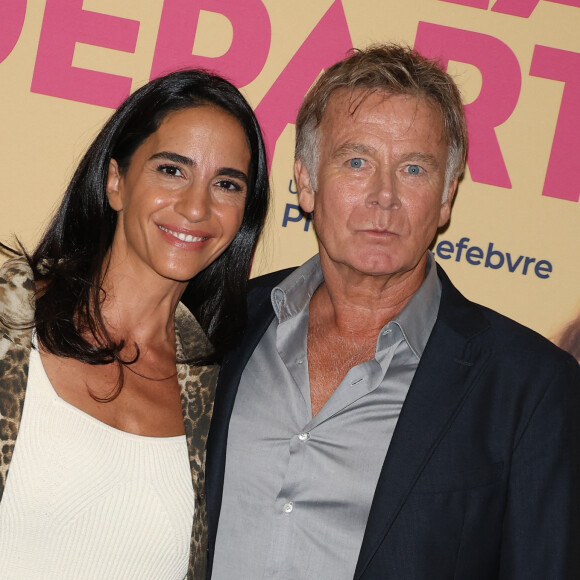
[0,69,268,579]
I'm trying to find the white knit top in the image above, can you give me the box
[0,346,195,579]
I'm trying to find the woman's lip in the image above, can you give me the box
[157,224,211,243]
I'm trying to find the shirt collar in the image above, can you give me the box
[271,251,441,358]
[388,252,441,359]
[271,254,323,323]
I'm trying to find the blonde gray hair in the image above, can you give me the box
[295,43,468,200]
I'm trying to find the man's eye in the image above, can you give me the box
[158,164,183,177]
[405,164,422,175]
[349,158,365,169]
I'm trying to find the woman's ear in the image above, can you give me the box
[106,159,123,211]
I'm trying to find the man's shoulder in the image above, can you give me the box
[248,267,297,295]
[480,302,569,359]
[438,265,576,368]
[237,267,298,327]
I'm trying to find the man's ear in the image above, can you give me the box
[106,159,123,211]
[438,177,458,228]
[294,159,315,214]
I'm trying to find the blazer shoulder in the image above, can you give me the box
[437,263,576,368]
[248,267,297,294]
[240,267,296,328]
[479,303,576,366]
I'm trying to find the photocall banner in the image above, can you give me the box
[1,0,579,354]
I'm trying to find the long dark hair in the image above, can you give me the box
[31,69,269,371]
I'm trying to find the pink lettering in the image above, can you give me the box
[151,0,271,88]
[439,0,580,17]
[254,0,353,168]
[530,46,580,202]
[31,0,139,109]
[492,0,580,18]
[0,0,27,63]
[438,0,489,8]
[415,22,521,189]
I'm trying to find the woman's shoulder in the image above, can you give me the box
[0,256,33,281]
[0,257,35,333]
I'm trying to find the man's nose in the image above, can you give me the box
[366,171,401,209]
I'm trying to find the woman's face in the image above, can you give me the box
[106,105,250,285]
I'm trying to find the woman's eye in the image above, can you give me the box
[216,179,242,192]
[158,164,183,177]
[405,164,422,175]
[349,158,365,169]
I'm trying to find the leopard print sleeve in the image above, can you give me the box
[175,303,219,580]
[0,258,35,497]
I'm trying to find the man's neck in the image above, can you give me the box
[312,254,428,337]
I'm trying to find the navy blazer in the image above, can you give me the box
[205,264,580,579]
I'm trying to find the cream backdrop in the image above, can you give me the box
[1,0,579,351]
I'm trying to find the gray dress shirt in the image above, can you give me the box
[212,253,442,580]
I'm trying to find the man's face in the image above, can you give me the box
[295,89,457,282]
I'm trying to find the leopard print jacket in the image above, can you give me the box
[0,258,218,580]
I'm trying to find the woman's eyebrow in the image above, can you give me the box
[217,168,248,183]
[149,151,194,166]
[149,152,248,183]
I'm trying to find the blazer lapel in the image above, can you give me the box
[173,303,219,580]
[206,270,291,549]
[355,267,492,578]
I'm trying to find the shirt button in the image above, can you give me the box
[298,432,310,442]
[283,502,294,513]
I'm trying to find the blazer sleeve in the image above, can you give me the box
[498,355,580,579]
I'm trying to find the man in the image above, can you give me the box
[205,44,580,579]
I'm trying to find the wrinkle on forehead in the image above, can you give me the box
[329,88,446,146]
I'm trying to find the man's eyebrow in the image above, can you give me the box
[217,167,248,183]
[149,151,194,166]
[400,152,441,167]
[332,143,377,158]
